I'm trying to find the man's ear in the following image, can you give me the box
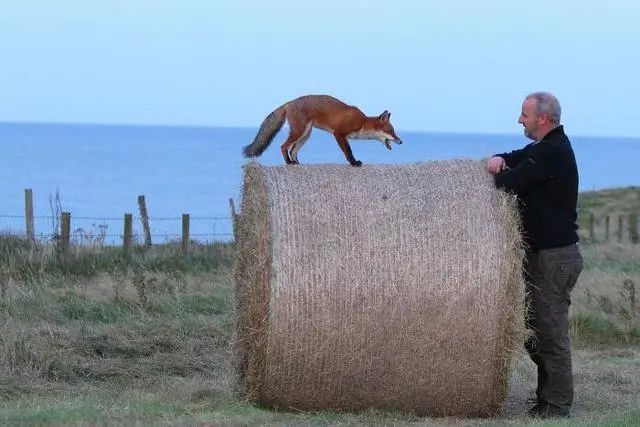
[539,113,551,124]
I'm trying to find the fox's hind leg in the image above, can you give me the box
[290,123,312,164]
[280,120,308,165]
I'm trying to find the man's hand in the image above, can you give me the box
[486,156,506,174]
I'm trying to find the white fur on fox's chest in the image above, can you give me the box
[346,129,388,140]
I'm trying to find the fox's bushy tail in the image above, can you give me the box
[243,106,286,158]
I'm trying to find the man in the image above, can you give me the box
[486,92,583,418]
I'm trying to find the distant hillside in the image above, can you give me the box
[577,186,640,241]
[578,186,640,218]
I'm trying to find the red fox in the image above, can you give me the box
[243,95,402,166]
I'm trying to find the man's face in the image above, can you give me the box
[518,98,541,140]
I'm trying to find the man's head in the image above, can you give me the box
[518,92,561,141]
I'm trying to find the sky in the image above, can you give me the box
[1,0,639,137]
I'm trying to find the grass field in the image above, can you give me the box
[1,187,639,426]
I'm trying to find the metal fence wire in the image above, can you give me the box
[0,213,235,244]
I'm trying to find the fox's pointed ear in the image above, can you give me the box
[379,110,390,121]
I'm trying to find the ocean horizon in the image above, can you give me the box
[2,121,638,243]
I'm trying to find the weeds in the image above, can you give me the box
[73,223,108,247]
[619,279,637,321]
[0,233,234,282]
[574,276,640,346]
[48,189,63,247]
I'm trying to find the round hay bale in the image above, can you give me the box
[233,160,524,417]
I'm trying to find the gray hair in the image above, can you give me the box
[526,92,561,124]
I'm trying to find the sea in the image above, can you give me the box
[1,122,638,244]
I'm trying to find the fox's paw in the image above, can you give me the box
[351,160,363,167]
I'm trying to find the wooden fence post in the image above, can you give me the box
[604,215,610,242]
[589,213,595,242]
[618,215,623,243]
[630,213,639,244]
[60,212,71,262]
[24,188,36,248]
[123,213,132,258]
[137,195,152,248]
[182,214,190,254]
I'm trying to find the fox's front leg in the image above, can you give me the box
[334,134,362,167]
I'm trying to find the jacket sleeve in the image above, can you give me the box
[494,145,551,194]
[495,144,533,169]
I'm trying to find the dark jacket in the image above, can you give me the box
[494,126,579,251]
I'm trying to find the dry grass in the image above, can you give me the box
[0,237,639,425]
[496,348,640,425]
[570,243,640,346]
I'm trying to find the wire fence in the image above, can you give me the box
[0,213,235,245]
[3,188,638,247]
[1,190,240,249]
[5,212,638,245]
